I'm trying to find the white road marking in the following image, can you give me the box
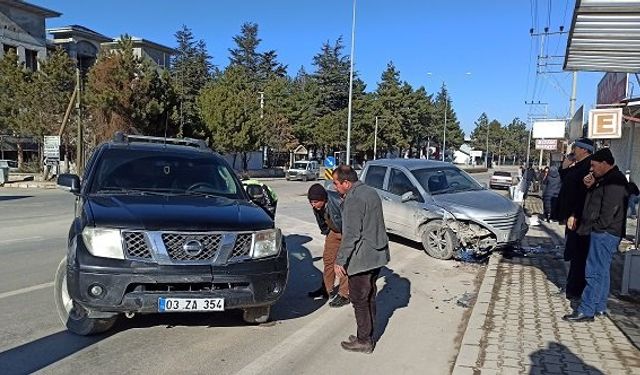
[0,282,53,300]
[0,236,44,244]
[234,248,421,375]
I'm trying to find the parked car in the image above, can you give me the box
[54,133,288,335]
[489,171,517,189]
[360,159,528,259]
[286,160,320,181]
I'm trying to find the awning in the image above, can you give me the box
[564,0,640,73]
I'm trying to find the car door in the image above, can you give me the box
[383,168,424,238]
[362,165,391,227]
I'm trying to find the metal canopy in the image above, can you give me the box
[564,0,640,73]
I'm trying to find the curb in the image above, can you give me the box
[1,182,56,189]
[451,252,501,375]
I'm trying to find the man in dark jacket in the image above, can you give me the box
[563,148,629,322]
[307,183,350,308]
[333,165,390,353]
[557,138,594,300]
[542,166,561,222]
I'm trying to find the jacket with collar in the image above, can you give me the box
[336,181,390,275]
[577,166,630,238]
[557,156,592,221]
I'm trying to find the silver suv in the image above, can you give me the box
[360,159,528,259]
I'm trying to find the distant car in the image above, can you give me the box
[286,160,320,181]
[0,159,18,171]
[489,171,517,189]
[360,159,528,260]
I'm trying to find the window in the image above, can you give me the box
[25,49,38,71]
[386,168,421,201]
[412,167,482,195]
[364,166,386,190]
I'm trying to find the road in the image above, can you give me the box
[0,169,503,374]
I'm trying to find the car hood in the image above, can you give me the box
[431,189,520,218]
[86,195,273,232]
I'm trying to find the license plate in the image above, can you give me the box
[158,298,224,312]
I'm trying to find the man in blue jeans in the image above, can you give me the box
[563,148,630,322]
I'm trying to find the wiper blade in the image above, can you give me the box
[94,187,171,196]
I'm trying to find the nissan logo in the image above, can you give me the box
[183,240,203,256]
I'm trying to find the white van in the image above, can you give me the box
[286,160,320,181]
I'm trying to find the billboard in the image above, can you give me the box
[535,139,558,150]
[532,120,565,139]
[597,72,628,105]
[588,108,623,139]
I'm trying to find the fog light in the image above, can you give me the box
[270,281,282,295]
[89,284,104,297]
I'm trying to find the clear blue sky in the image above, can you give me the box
[41,0,602,136]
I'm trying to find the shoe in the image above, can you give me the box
[596,311,608,318]
[329,294,350,308]
[307,286,329,299]
[348,335,357,342]
[562,311,594,322]
[340,338,374,354]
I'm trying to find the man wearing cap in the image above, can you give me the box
[307,183,350,308]
[564,148,630,322]
[557,138,594,301]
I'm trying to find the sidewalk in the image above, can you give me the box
[453,196,640,375]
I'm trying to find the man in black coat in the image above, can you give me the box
[557,138,594,300]
[563,148,630,322]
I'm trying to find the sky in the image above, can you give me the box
[40,0,604,136]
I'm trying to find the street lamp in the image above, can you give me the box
[345,0,357,165]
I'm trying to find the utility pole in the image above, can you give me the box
[258,91,266,167]
[75,67,83,175]
[258,91,265,119]
[569,71,578,118]
[443,95,448,162]
[374,116,379,160]
[345,0,357,166]
[524,101,549,166]
[485,123,489,168]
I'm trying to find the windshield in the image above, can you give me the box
[493,171,511,177]
[411,167,483,195]
[292,162,309,170]
[89,149,243,199]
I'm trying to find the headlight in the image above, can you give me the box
[251,229,282,259]
[82,227,125,259]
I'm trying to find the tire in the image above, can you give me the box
[54,257,117,336]
[242,306,271,324]
[421,221,458,260]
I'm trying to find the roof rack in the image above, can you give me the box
[112,132,208,150]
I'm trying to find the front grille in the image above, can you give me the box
[123,231,152,259]
[230,233,252,260]
[161,233,221,261]
[483,214,519,231]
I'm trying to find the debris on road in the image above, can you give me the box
[456,292,476,308]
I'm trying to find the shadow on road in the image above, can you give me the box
[0,195,33,202]
[0,330,113,374]
[528,342,604,374]
[374,266,411,342]
[270,234,326,320]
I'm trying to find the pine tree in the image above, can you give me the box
[171,25,213,138]
[228,22,262,81]
[434,83,464,152]
[374,61,407,154]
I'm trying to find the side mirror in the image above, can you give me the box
[401,191,416,203]
[57,173,80,195]
[245,184,266,205]
[481,182,488,189]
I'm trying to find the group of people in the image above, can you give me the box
[306,165,390,354]
[554,138,640,322]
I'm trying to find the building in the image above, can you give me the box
[47,25,111,72]
[0,0,60,70]
[101,36,174,70]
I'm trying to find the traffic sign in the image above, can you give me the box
[324,156,336,168]
[324,168,333,180]
[44,136,60,158]
[535,139,558,150]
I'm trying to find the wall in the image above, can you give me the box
[609,120,640,184]
[223,151,263,171]
[0,4,47,64]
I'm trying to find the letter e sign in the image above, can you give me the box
[588,108,622,139]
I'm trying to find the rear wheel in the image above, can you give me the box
[421,221,458,260]
[242,306,271,324]
[54,257,117,335]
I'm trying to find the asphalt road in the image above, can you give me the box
[0,170,502,375]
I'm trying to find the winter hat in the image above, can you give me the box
[307,183,328,201]
[591,147,615,165]
[573,138,594,153]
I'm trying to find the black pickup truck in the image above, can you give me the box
[54,133,288,335]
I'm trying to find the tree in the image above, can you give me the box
[0,50,31,166]
[503,118,530,164]
[374,62,407,154]
[258,50,287,81]
[470,112,489,151]
[434,83,464,152]
[171,25,214,138]
[86,35,176,143]
[228,22,262,81]
[199,66,261,169]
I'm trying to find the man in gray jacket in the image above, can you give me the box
[333,165,390,354]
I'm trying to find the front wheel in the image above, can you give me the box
[242,306,271,324]
[54,257,117,335]
[421,221,458,260]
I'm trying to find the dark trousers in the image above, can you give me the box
[348,268,380,342]
[543,196,557,220]
[565,229,590,299]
